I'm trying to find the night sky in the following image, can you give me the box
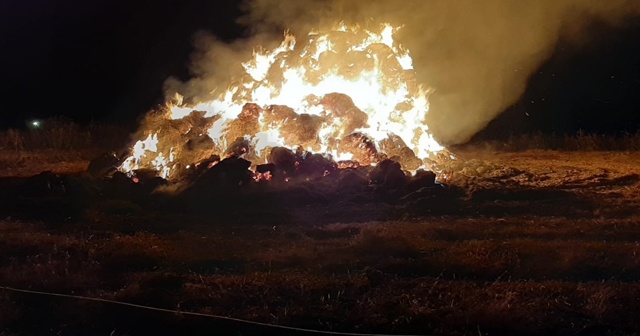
[475,17,640,140]
[0,0,245,127]
[1,0,640,140]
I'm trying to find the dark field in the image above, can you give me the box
[1,147,640,335]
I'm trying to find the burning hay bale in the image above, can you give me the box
[339,132,379,166]
[255,163,276,182]
[279,113,324,149]
[407,169,437,192]
[262,104,296,126]
[115,22,448,204]
[181,133,216,166]
[87,151,120,178]
[194,156,253,191]
[172,111,220,165]
[12,152,462,219]
[262,105,325,150]
[379,135,422,171]
[337,168,370,194]
[102,172,139,200]
[225,137,252,158]
[265,147,338,180]
[296,152,337,178]
[223,103,261,148]
[321,93,368,138]
[268,146,298,177]
[101,170,166,203]
[175,154,222,182]
[368,159,408,199]
[168,156,254,211]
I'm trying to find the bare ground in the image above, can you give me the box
[1,149,640,335]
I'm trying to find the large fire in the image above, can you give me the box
[120,23,444,179]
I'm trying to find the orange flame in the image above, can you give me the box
[120,23,444,178]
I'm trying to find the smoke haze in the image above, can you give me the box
[167,0,640,145]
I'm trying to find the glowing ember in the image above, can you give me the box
[120,22,444,179]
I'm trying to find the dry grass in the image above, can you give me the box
[0,119,129,152]
[2,209,640,335]
[463,130,640,152]
[1,131,640,334]
[0,120,130,177]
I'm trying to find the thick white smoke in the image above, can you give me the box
[166,0,640,144]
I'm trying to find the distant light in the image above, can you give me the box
[31,120,41,128]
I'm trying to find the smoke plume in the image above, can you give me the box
[167,0,640,145]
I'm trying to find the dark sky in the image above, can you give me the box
[474,17,640,139]
[1,0,640,139]
[0,0,244,127]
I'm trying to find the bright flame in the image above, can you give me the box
[120,22,444,178]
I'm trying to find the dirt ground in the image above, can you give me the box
[1,149,639,335]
